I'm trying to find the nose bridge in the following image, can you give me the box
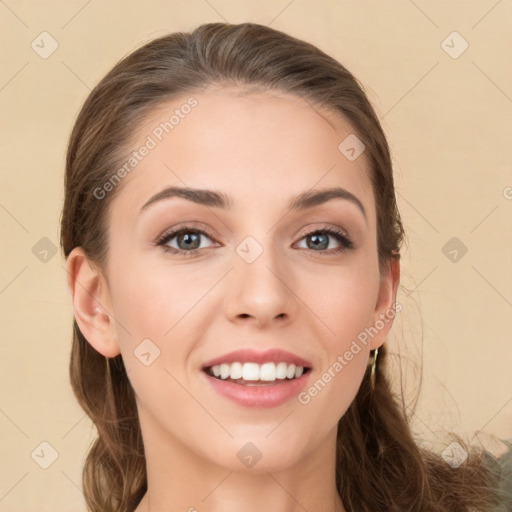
[225,229,296,324]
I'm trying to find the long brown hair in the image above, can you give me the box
[60,22,504,511]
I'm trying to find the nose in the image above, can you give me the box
[224,241,298,329]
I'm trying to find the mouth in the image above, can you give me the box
[203,362,312,387]
[200,348,313,407]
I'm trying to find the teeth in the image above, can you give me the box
[208,362,306,382]
[230,362,243,379]
[242,362,259,381]
[260,362,276,381]
[276,362,288,379]
[286,364,296,379]
[220,364,230,379]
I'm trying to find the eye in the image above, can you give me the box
[156,227,218,256]
[295,226,354,254]
[155,225,354,257]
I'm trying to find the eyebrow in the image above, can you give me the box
[140,185,367,223]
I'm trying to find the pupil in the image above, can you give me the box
[180,232,200,250]
[309,233,327,250]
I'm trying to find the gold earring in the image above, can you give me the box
[370,348,379,391]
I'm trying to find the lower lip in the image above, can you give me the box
[202,371,311,409]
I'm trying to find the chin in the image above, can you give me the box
[201,435,309,474]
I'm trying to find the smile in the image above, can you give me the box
[200,347,313,408]
[205,361,308,383]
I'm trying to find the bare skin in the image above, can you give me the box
[67,86,400,512]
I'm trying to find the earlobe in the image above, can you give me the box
[66,247,121,358]
[370,256,401,350]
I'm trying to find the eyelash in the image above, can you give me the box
[155,225,354,258]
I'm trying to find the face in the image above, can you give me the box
[74,86,398,473]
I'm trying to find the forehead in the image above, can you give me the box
[111,86,375,225]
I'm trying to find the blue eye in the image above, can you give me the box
[156,225,353,257]
[156,228,215,256]
[296,227,354,254]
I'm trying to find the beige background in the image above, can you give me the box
[1,1,511,510]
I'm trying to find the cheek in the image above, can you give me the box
[108,259,199,399]
[296,270,375,426]
[108,255,216,378]
[300,258,379,342]
[109,255,202,335]
[330,284,377,345]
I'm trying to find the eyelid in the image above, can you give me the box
[295,222,349,239]
[156,221,219,242]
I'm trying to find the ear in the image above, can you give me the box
[65,247,121,357]
[369,255,401,350]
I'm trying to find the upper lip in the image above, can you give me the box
[201,348,313,370]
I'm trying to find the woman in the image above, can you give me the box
[60,22,503,512]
